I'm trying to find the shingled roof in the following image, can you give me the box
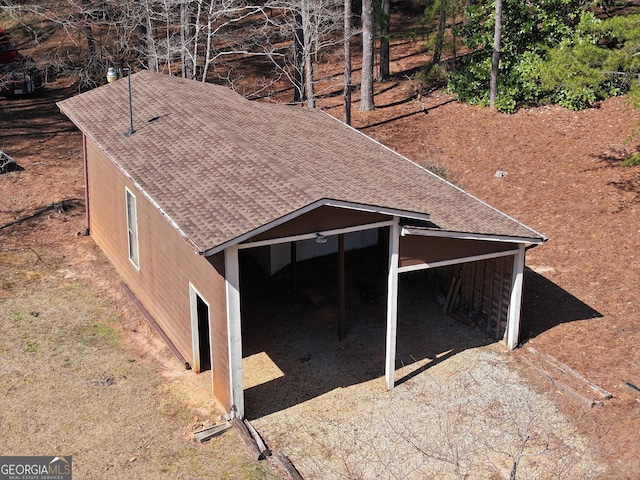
[58,71,545,254]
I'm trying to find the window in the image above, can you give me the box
[125,188,140,269]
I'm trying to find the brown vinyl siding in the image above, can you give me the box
[85,137,231,410]
[399,235,517,269]
[247,206,390,243]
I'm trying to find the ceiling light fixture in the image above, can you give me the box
[315,233,328,244]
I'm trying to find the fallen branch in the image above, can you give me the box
[624,381,640,394]
[27,246,43,265]
[0,198,83,230]
[520,357,603,408]
[271,451,303,480]
[528,347,612,399]
[448,311,476,328]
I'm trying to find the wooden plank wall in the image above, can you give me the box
[456,256,514,339]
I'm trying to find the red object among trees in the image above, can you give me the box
[0,29,20,64]
[0,27,40,95]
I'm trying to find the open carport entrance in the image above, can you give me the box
[227,216,527,419]
[239,241,388,418]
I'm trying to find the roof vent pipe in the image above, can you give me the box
[106,67,135,137]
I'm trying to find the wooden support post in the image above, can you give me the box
[291,241,297,296]
[506,244,525,349]
[338,234,346,341]
[225,245,244,418]
[385,217,400,390]
[443,276,457,314]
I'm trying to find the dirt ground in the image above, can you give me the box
[2,16,640,478]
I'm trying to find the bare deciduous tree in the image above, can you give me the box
[342,0,352,123]
[2,0,343,106]
[2,0,281,90]
[360,0,374,111]
[266,0,341,107]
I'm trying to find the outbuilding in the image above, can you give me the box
[58,71,546,419]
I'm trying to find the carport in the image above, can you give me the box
[220,205,542,419]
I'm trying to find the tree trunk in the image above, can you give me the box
[343,0,352,124]
[360,0,375,111]
[302,0,315,108]
[181,1,195,80]
[143,3,158,73]
[432,0,447,66]
[489,0,502,109]
[463,0,473,26]
[304,47,315,108]
[81,0,95,58]
[379,0,390,81]
[293,11,305,103]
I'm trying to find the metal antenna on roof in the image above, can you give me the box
[106,66,136,137]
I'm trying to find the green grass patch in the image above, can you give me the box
[621,153,640,166]
[81,316,121,349]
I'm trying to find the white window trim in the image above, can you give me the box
[125,187,140,270]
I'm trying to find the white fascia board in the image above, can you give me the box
[401,226,547,245]
[322,199,430,222]
[397,249,521,274]
[237,220,394,250]
[204,199,430,257]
